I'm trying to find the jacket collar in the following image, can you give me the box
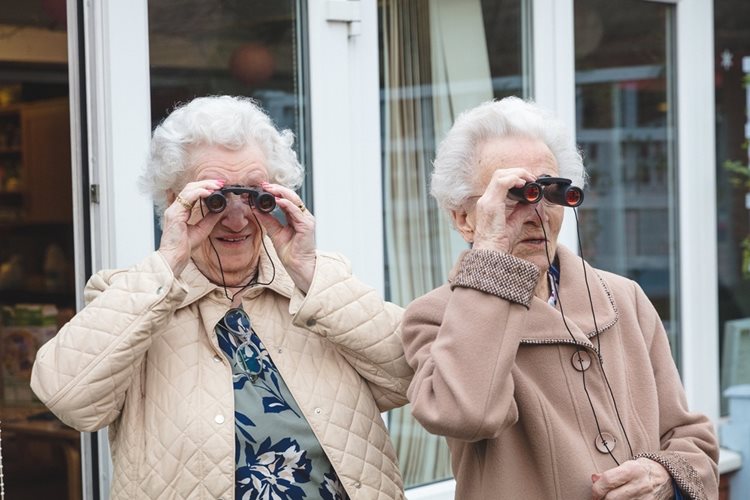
[520,245,619,346]
[177,236,296,308]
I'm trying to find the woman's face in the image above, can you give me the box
[184,143,269,286]
[466,135,564,271]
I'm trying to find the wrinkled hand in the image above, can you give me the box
[592,458,673,499]
[471,167,537,252]
[254,182,316,293]
[158,179,224,277]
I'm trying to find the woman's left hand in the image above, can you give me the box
[591,458,673,499]
[254,182,316,293]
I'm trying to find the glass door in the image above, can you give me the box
[574,0,680,361]
[379,0,531,490]
[0,1,80,498]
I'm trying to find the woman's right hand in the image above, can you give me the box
[158,179,224,276]
[471,167,537,253]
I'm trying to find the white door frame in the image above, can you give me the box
[73,0,154,497]
[307,0,385,295]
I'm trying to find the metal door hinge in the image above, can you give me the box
[326,0,362,37]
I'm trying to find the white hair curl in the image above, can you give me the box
[139,95,304,220]
[430,96,586,214]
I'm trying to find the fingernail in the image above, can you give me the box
[591,473,600,482]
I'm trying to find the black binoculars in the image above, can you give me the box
[508,175,583,207]
[204,186,276,213]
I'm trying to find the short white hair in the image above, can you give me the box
[139,95,304,219]
[430,96,586,213]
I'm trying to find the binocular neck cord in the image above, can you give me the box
[201,205,276,303]
[535,207,634,466]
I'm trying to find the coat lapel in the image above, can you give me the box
[520,245,618,346]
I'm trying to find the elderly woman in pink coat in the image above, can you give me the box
[402,97,718,500]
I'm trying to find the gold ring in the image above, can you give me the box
[298,203,306,213]
[175,195,193,210]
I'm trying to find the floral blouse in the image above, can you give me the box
[216,307,349,500]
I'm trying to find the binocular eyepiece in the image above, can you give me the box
[508,175,584,208]
[204,186,276,214]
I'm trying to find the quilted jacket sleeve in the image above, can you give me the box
[30,251,188,432]
[631,282,719,500]
[290,252,412,411]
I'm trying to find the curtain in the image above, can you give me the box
[382,0,493,488]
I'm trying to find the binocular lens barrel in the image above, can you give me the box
[564,188,583,207]
[255,192,276,212]
[205,192,227,213]
[508,182,543,203]
[541,184,584,207]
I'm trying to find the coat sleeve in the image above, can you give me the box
[290,252,413,411]
[401,249,540,441]
[631,283,719,500]
[30,252,188,432]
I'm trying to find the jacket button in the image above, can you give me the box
[213,355,222,363]
[354,481,361,488]
[214,414,225,424]
[314,408,322,415]
[595,432,616,453]
[306,318,317,327]
[571,351,591,371]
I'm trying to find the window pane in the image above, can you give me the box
[148,0,309,198]
[379,0,528,488]
[714,0,750,415]
[574,0,679,361]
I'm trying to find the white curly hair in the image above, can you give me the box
[139,95,304,222]
[430,96,586,214]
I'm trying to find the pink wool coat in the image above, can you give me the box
[402,245,718,500]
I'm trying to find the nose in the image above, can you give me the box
[218,196,250,232]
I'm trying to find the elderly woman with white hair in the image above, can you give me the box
[31,95,411,500]
[401,97,718,499]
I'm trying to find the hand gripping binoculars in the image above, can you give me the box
[204,186,276,213]
[508,175,584,207]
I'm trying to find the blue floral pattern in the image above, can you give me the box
[319,469,348,500]
[216,308,349,499]
[237,438,311,500]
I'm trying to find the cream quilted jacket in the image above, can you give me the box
[31,243,411,499]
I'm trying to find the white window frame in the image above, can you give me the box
[308,0,385,295]
[74,0,154,497]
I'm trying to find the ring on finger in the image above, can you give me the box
[298,203,306,213]
[175,195,193,210]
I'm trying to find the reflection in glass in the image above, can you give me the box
[148,0,309,198]
[379,0,528,488]
[714,0,750,415]
[574,0,680,360]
